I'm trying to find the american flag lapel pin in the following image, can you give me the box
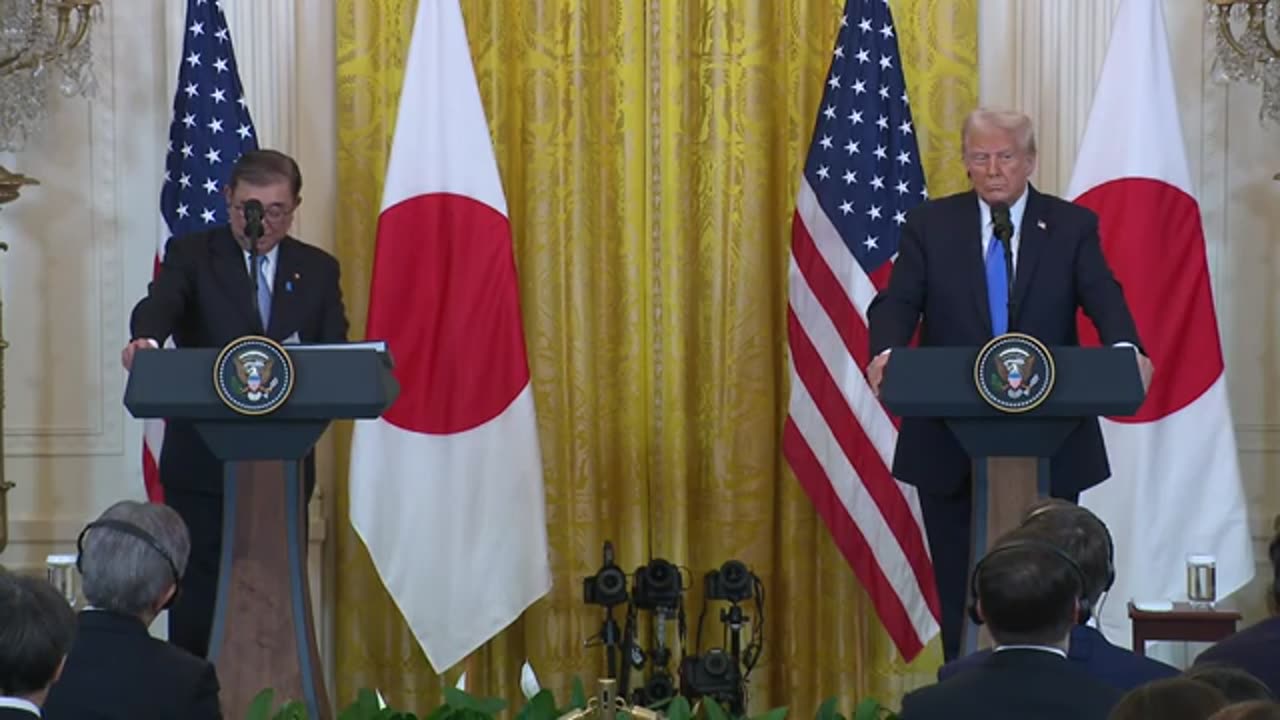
[1037,219,1047,231]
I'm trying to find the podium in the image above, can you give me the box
[880,341,1143,656]
[124,342,398,719]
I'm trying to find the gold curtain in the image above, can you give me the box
[333,0,977,715]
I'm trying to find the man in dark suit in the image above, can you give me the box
[866,107,1151,660]
[44,501,222,720]
[899,529,1122,720]
[121,149,348,657]
[1192,523,1280,696]
[938,499,1178,689]
[0,570,76,718]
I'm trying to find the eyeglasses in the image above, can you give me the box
[231,202,295,222]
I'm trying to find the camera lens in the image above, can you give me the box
[720,561,749,595]
[597,566,625,597]
[704,652,729,677]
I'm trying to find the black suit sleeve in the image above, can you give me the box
[867,211,927,355]
[1073,214,1142,349]
[130,236,194,342]
[318,254,349,343]
[187,662,223,720]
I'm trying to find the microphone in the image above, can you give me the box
[243,199,265,243]
[990,202,1016,331]
[242,199,265,332]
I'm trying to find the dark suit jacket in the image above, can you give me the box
[130,226,348,492]
[1194,616,1280,696]
[938,625,1178,691]
[42,610,222,720]
[900,648,1123,720]
[867,188,1141,496]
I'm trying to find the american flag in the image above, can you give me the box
[144,0,258,502]
[783,0,940,659]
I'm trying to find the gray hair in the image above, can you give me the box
[80,501,190,616]
[962,107,1037,156]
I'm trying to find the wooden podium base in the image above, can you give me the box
[208,461,330,719]
[959,456,1050,656]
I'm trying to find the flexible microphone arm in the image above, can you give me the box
[243,199,266,332]
[991,202,1015,332]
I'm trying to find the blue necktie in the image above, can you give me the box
[256,255,272,330]
[985,236,1008,335]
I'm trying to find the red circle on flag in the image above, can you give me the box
[368,193,531,434]
[1074,178,1224,423]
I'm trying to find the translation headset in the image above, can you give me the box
[1019,503,1115,623]
[76,519,183,610]
[967,539,1088,627]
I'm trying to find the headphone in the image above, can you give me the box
[1020,504,1115,623]
[967,539,1088,627]
[77,519,183,610]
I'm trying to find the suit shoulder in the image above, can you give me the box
[1036,191,1099,227]
[164,226,227,257]
[285,237,342,270]
[906,190,974,222]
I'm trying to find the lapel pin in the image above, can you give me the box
[1037,219,1047,230]
[286,272,299,292]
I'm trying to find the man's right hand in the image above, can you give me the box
[121,338,156,371]
[868,351,890,396]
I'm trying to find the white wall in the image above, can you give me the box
[979,0,1280,657]
[0,0,339,697]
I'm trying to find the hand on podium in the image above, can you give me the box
[868,350,890,397]
[1137,351,1153,393]
[121,338,159,371]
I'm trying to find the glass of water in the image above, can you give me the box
[45,554,79,608]
[1186,554,1217,607]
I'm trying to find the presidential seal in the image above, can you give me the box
[213,336,295,415]
[974,333,1056,413]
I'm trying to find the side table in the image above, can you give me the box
[1128,601,1241,657]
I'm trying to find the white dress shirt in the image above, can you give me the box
[993,643,1068,659]
[978,187,1029,272]
[0,696,42,717]
[243,244,279,293]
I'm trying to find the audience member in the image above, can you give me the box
[1186,664,1274,704]
[42,500,222,720]
[0,570,76,718]
[939,498,1178,689]
[1108,677,1229,720]
[1193,521,1280,695]
[1209,702,1280,720]
[899,529,1122,720]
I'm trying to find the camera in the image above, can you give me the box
[640,669,676,705]
[632,558,682,610]
[583,541,629,607]
[705,560,753,603]
[679,649,743,713]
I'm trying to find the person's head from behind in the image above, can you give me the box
[1109,678,1229,720]
[972,528,1083,647]
[223,149,302,254]
[0,571,76,705]
[1209,701,1280,720]
[961,107,1037,207]
[1185,664,1274,704]
[78,500,190,624]
[1019,498,1115,623]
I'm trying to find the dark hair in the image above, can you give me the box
[1209,701,1280,720]
[1020,501,1115,610]
[229,149,302,197]
[1110,678,1230,720]
[0,571,76,696]
[1269,517,1279,611]
[1186,664,1275,703]
[974,530,1083,645]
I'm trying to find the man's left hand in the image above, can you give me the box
[1137,352,1153,393]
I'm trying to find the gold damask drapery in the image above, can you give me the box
[333,1,977,715]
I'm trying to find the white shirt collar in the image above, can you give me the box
[993,643,1067,659]
[242,243,280,269]
[243,244,280,291]
[0,696,42,717]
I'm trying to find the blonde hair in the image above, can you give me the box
[962,107,1037,156]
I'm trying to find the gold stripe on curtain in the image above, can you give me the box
[333,0,977,715]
